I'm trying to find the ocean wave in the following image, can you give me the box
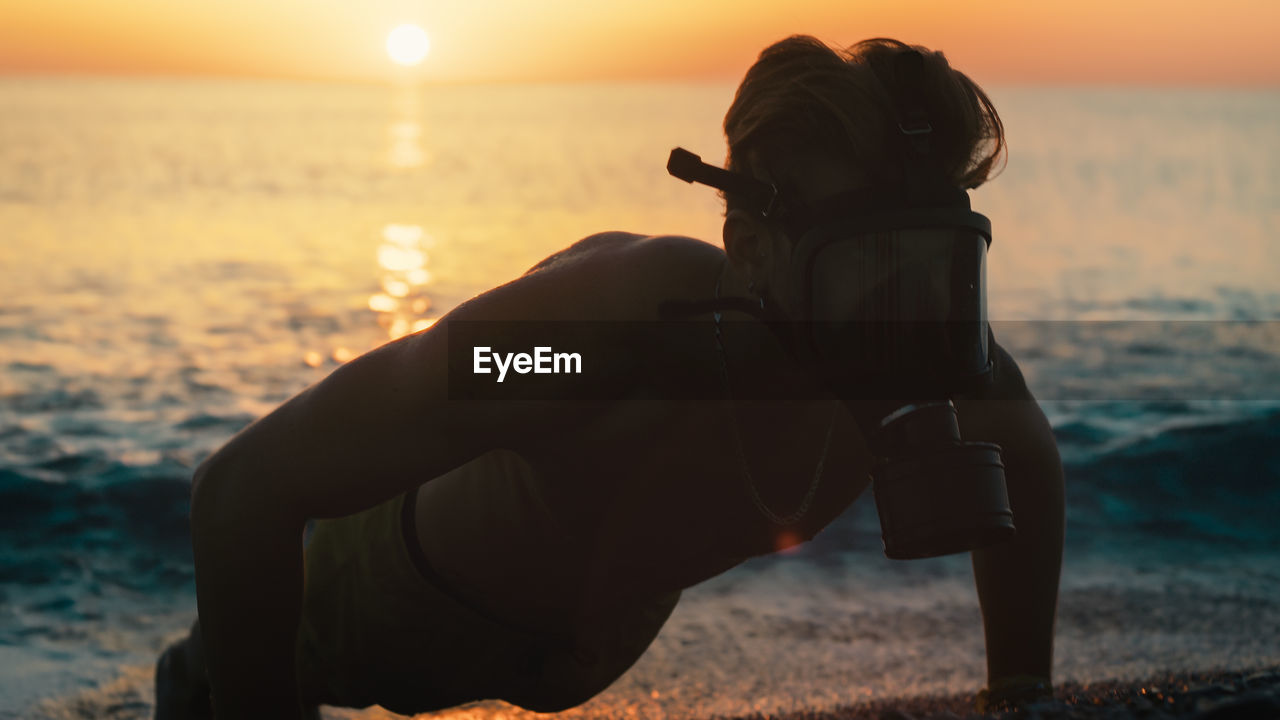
[1061,409,1280,543]
[0,466,194,575]
[2,388,105,413]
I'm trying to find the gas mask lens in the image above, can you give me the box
[797,222,1014,560]
[801,224,991,397]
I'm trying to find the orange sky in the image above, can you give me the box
[1,0,1277,85]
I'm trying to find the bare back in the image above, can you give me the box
[409,233,875,632]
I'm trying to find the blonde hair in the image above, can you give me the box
[723,36,1005,211]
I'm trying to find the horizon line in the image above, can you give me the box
[3,67,1278,91]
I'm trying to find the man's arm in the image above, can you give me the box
[954,339,1065,691]
[190,234,667,718]
[190,330,497,718]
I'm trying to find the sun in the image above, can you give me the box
[386,24,430,67]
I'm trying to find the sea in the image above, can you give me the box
[0,78,1278,718]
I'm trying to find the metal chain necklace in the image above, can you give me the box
[713,260,836,526]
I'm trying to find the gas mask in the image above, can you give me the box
[662,52,1015,559]
[795,199,1015,560]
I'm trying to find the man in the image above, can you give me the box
[158,36,1063,719]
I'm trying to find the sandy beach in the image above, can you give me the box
[25,664,1280,719]
[24,536,1280,720]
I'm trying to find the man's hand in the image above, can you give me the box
[974,674,1054,713]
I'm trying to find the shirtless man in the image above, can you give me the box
[157,36,1063,719]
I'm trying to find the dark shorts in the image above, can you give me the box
[295,488,679,715]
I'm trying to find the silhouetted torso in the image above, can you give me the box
[413,235,875,634]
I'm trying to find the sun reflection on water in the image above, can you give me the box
[389,120,426,168]
[387,83,430,169]
[370,223,437,340]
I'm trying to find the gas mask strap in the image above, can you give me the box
[657,294,810,370]
[887,49,934,155]
[658,296,766,320]
[871,49,967,210]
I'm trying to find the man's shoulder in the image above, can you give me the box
[528,232,721,276]
[520,232,723,319]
